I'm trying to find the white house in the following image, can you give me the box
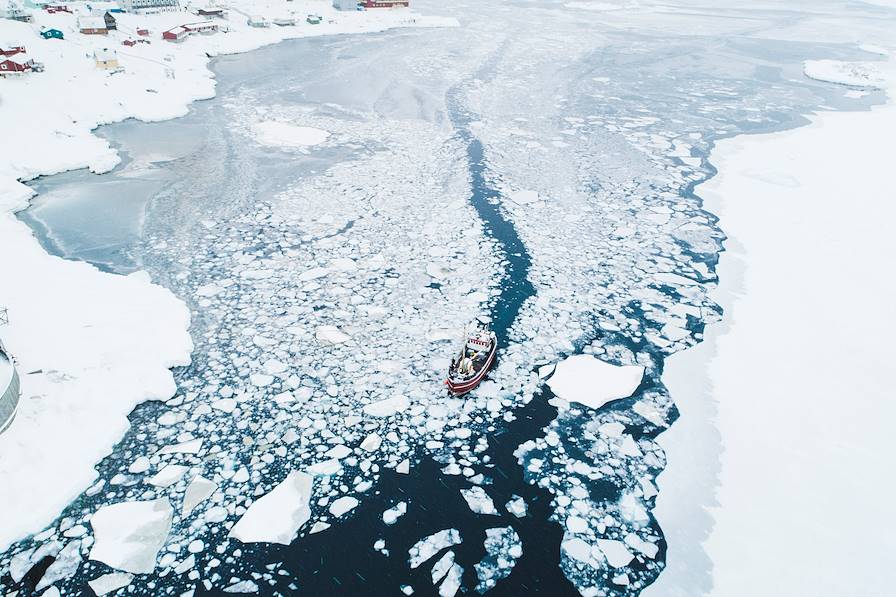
[93,48,119,70]
[120,0,179,13]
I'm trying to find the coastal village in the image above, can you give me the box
[0,0,411,79]
[0,0,436,203]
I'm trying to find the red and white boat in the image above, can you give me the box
[446,323,497,395]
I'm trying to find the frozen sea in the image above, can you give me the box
[1,1,886,595]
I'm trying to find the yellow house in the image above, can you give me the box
[94,48,119,70]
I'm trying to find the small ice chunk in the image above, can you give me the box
[316,325,350,345]
[596,539,635,568]
[212,398,237,413]
[363,395,410,417]
[612,572,630,586]
[250,373,274,387]
[183,476,217,515]
[561,536,592,564]
[408,529,462,569]
[128,456,151,474]
[326,445,352,460]
[229,471,313,545]
[89,498,173,574]
[308,459,341,476]
[439,562,464,597]
[508,189,540,205]
[460,487,499,515]
[505,495,528,518]
[383,501,407,525]
[158,438,203,455]
[148,465,189,488]
[431,550,455,584]
[37,541,82,590]
[360,433,382,452]
[624,532,659,558]
[329,496,359,517]
[396,459,410,474]
[88,572,134,595]
[224,579,260,593]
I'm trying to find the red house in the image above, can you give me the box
[0,57,34,76]
[0,46,26,58]
[162,26,189,41]
[361,0,409,7]
[137,28,150,36]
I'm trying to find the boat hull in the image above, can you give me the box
[446,342,497,396]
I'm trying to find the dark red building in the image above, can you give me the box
[0,58,32,75]
[0,46,26,58]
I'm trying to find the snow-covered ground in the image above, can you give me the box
[649,47,896,597]
[0,181,192,551]
[0,0,457,553]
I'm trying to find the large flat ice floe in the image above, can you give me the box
[0,204,192,550]
[803,59,887,89]
[546,354,645,409]
[89,498,173,574]
[252,121,331,148]
[649,54,896,597]
[228,471,314,545]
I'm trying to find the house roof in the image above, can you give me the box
[78,16,107,29]
[94,48,117,61]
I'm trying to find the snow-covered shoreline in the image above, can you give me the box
[0,1,459,551]
[647,52,896,597]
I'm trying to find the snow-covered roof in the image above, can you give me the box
[87,1,122,10]
[78,16,107,29]
[94,48,117,61]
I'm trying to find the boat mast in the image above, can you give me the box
[459,325,467,363]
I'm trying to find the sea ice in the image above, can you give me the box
[474,527,522,593]
[88,572,134,595]
[505,495,528,518]
[229,471,313,545]
[439,563,464,597]
[252,122,331,148]
[158,438,203,455]
[148,465,189,488]
[547,354,644,409]
[89,498,173,574]
[409,529,462,569]
[431,550,455,584]
[460,487,499,515]
[595,539,635,568]
[383,501,408,525]
[363,395,411,417]
[315,325,351,345]
[182,476,218,515]
[329,496,359,517]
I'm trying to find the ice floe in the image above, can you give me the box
[89,498,173,574]
[88,572,134,596]
[252,122,331,148]
[408,529,462,569]
[229,471,313,545]
[474,527,522,593]
[547,354,645,409]
[460,486,499,515]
